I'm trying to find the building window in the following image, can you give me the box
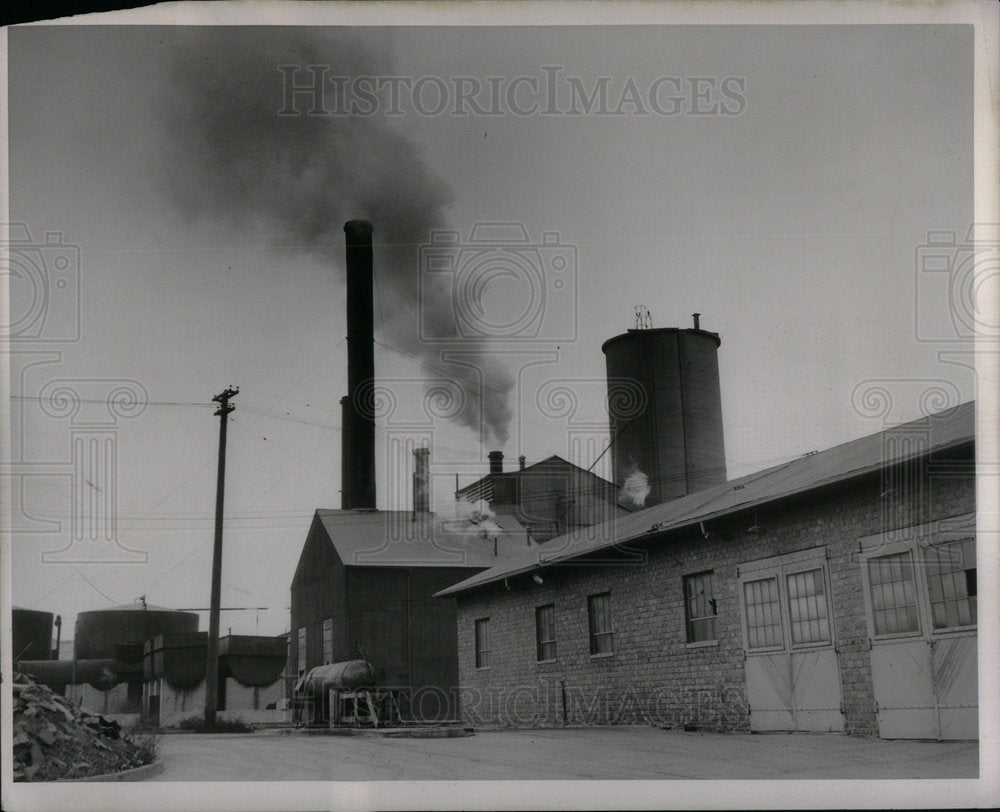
[786,568,830,645]
[867,551,920,636]
[322,618,333,664]
[743,576,783,649]
[588,592,613,655]
[684,571,717,643]
[924,538,977,629]
[297,626,307,675]
[474,618,491,669]
[536,604,556,662]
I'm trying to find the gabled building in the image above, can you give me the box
[438,402,977,740]
[456,452,627,542]
[290,504,532,722]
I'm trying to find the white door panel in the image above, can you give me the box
[934,635,978,740]
[791,648,844,732]
[870,638,937,739]
[745,653,794,732]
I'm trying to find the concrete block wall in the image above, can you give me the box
[149,678,285,727]
[224,678,284,713]
[65,682,137,716]
[455,469,974,735]
[154,682,203,727]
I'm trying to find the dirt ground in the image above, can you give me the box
[147,727,978,781]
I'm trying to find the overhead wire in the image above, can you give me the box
[30,339,348,608]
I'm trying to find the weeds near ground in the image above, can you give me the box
[129,732,163,765]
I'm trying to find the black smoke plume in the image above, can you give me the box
[159,28,513,443]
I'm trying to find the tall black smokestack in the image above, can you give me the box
[341,220,376,510]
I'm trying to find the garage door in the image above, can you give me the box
[860,516,977,741]
[739,547,844,733]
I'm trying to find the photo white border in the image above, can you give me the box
[2,1,997,810]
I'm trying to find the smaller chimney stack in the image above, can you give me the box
[692,312,701,330]
[413,447,430,515]
[518,455,526,471]
[488,451,504,475]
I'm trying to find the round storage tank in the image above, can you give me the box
[12,607,54,662]
[603,326,726,508]
[74,603,199,660]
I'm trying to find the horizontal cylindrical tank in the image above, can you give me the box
[603,326,726,508]
[12,607,53,662]
[18,658,142,690]
[75,603,198,661]
[297,660,376,695]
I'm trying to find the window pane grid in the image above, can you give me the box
[588,593,613,655]
[536,604,556,661]
[475,618,491,668]
[868,551,920,635]
[786,568,830,645]
[744,577,782,649]
[684,571,717,643]
[322,618,333,665]
[925,538,976,630]
[297,626,307,674]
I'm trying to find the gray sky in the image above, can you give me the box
[6,23,975,637]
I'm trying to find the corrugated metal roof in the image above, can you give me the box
[316,508,534,568]
[455,454,616,500]
[457,477,494,503]
[437,401,975,596]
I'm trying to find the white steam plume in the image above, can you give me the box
[620,467,650,509]
[440,495,505,540]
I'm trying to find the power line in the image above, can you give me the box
[11,395,211,408]
[72,570,120,606]
[31,340,352,609]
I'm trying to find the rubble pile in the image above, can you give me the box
[13,671,154,781]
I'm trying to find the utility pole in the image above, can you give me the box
[204,386,238,728]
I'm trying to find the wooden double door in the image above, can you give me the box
[859,514,977,740]
[739,547,845,733]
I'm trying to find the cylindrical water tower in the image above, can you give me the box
[12,607,54,661]
[74,603,199,660]
[603,317,726,508]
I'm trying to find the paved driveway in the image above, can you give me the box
[150,727,977,781]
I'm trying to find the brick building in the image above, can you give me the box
[438,402,976,739]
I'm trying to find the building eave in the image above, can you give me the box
[435,415,974,598]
